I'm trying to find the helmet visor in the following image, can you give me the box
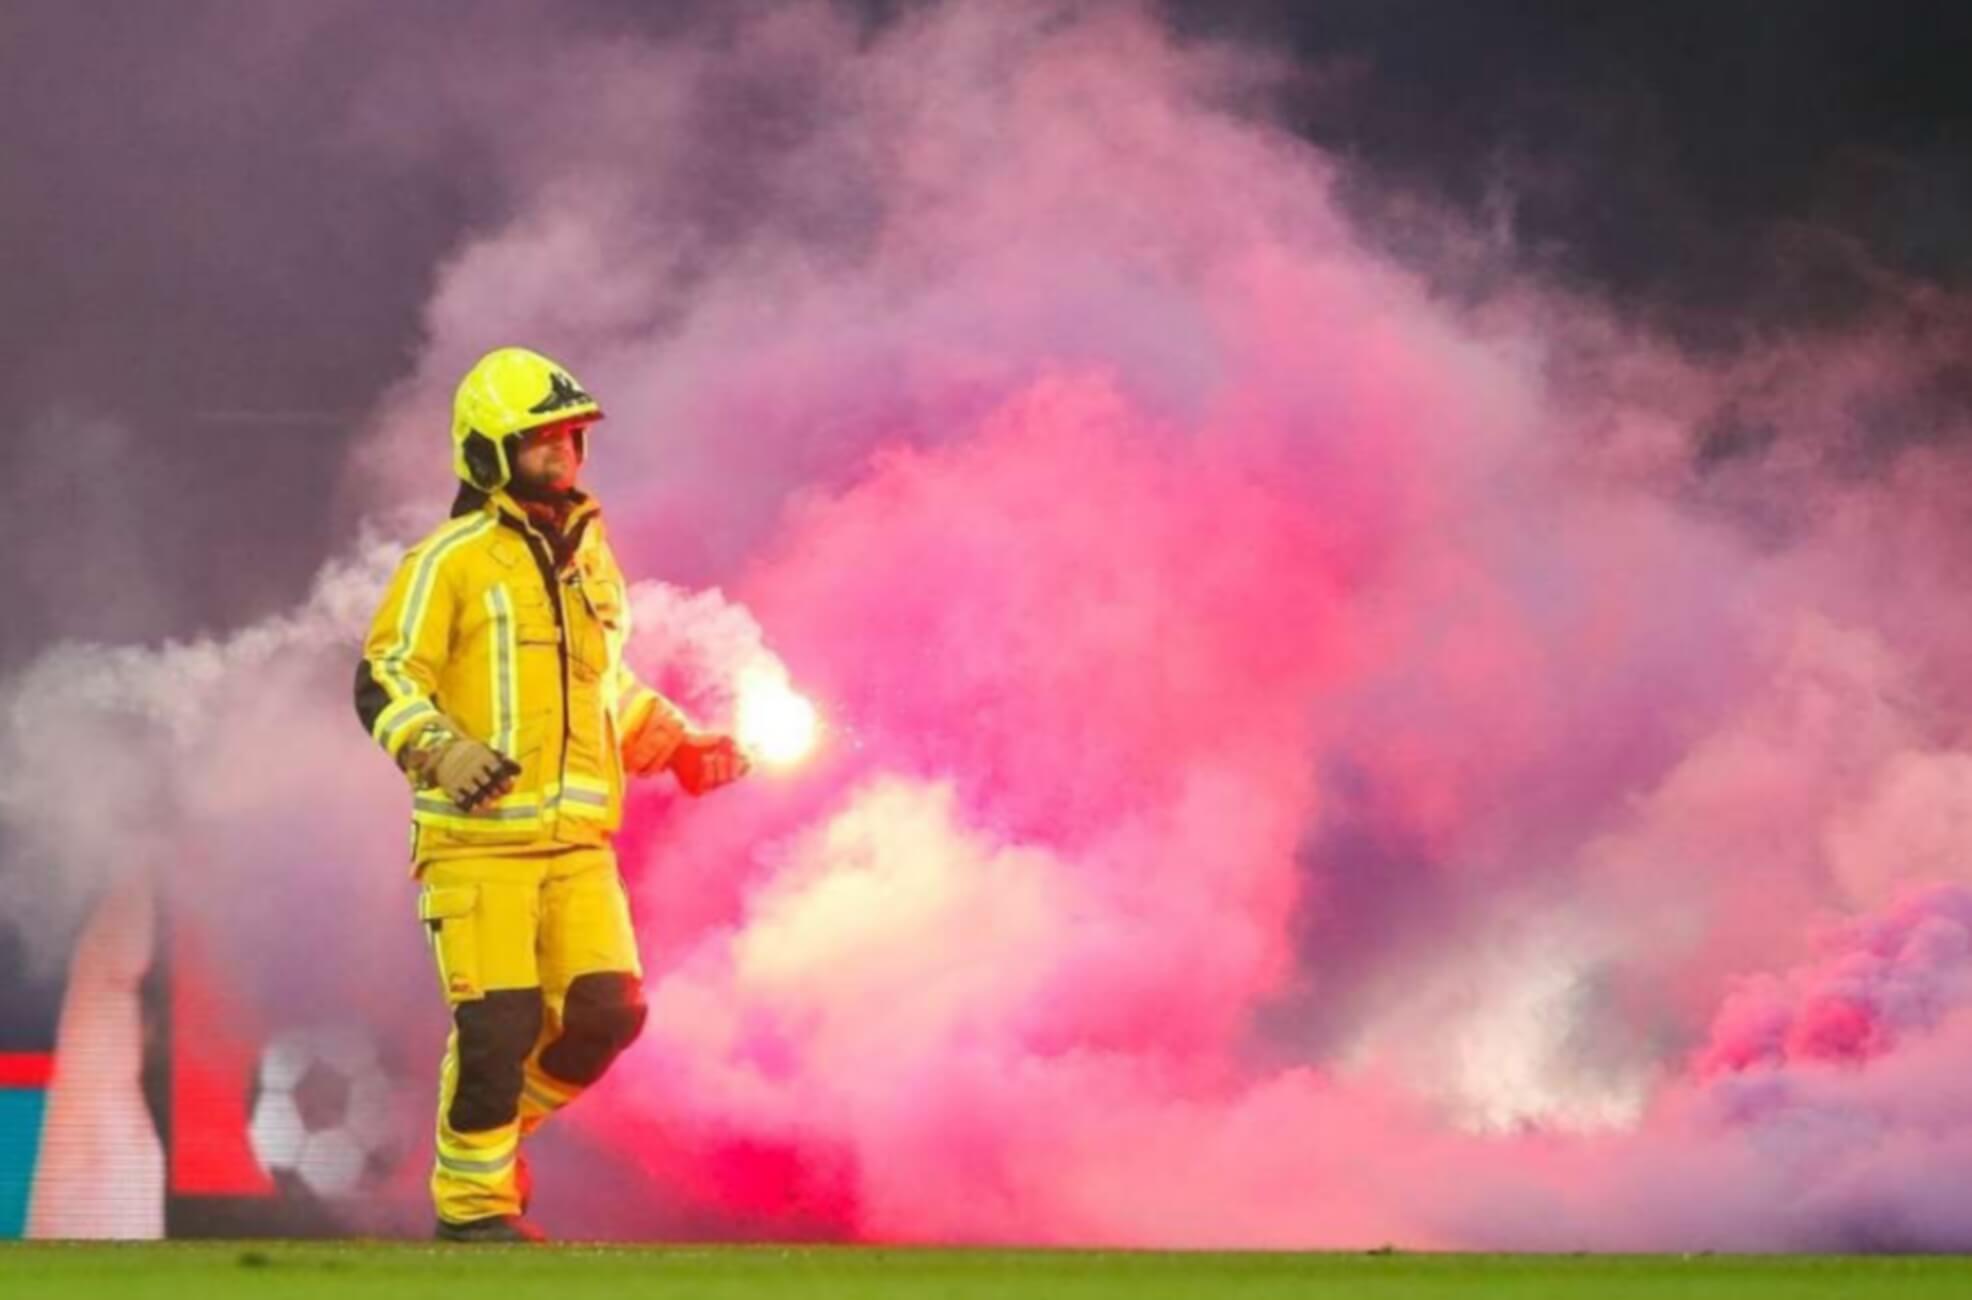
[522,416,595,457]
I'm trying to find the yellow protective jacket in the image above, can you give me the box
[355,487,686,863]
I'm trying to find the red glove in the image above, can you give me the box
[669,733,750,796]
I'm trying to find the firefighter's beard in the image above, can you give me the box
[504,467,579,516]
[507,465,582,509]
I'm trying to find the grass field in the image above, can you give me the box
[5,1243,1970,1299]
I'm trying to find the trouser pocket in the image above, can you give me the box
[420,885,483,1003]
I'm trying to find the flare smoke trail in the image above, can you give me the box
[8,0,1972,1249]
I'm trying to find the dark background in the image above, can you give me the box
[0,0,1966,669]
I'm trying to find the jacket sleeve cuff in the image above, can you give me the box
[373,695,441,760]
[618,682,690,768]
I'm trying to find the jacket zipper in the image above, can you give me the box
[505,507,593,825]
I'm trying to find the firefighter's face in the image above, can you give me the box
[512,420,588,494]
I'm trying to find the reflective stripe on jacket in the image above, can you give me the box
[355,488,684,861]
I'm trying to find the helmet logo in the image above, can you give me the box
[529,371,594,415]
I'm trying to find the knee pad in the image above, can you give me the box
[449,989,543,1132]
[539,972,648,1086]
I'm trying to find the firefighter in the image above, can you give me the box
[355,347,747,1242]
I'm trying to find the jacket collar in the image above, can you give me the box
[481,486,599,574]
[485,486,600,536]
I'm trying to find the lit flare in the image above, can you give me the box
[735,667,820,767]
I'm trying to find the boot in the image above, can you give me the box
[434,1214,548,1244]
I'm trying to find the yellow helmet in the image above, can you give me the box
[451,347,605,490]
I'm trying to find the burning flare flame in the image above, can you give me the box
[734,665,820,767]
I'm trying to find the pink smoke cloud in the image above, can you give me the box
[514,6,1972,1248]
[1698,885,1972,1077]
[368,5,1970,1247]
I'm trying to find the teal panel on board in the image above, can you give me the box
[0,1089,47,1237]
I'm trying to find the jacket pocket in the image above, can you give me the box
[514,607,561,644]
[580,573,625,630]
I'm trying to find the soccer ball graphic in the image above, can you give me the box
[246,1025,409,1197]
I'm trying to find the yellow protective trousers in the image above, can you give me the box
[416,846,646,1225]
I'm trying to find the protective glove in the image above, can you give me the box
[403,718,521,810]
[432,739,523,811]
[669,733,750,796]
